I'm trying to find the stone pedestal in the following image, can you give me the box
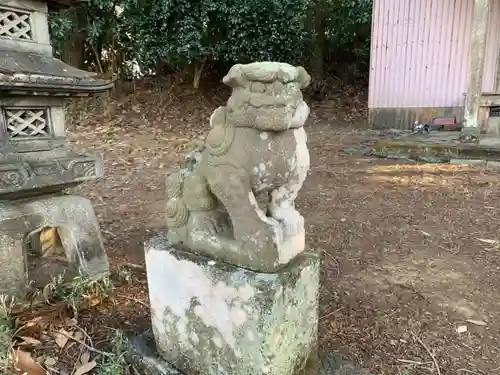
[0,194,109,296]
[479,116,500,147]
[126,330,371,375]
[144,232,320,375]
[486,116,500,136]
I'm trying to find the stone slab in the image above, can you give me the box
[126,330,372,375]
[0,194,109,296]
[145,232,320,375]
[372,132,500,163]
[479,137,500,147]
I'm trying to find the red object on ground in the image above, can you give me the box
[430,116,461,131]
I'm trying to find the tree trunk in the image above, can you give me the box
[310,0,327,93]
[193,61,206,89]
[90,43,104,75]
[60,32,85,69]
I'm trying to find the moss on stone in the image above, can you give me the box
[372,139,500,162]
[146,234,320,375]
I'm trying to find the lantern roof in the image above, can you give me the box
[0,51,114,95]
[0,0,113,96]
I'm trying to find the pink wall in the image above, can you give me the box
[368,0,500,109]
[483,0,500,92]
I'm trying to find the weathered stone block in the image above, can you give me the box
[164,63,311,273]
[0,151,104,198]
[126,330,372,375]
[485,117,500,137]
[449,158,486,166]
[0,194,109,296]
[145,232,320,375]
[486,160,500,170]
[126,329,183,375]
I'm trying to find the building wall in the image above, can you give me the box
[483,0,500,92]
[368,0,500,129]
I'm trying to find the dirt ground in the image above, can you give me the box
[28,80,500,375]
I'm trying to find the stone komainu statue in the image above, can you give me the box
[165,62,311,272]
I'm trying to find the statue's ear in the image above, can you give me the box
[222,64,246,88]
[297,66,311,89]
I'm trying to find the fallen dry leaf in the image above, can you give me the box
[79,351,90,365]
[52,329,71,349]
[17,336,42,347]
[10,349,46,375]
[73,360,97,375]
[83,296,104,308]
[44,357,57,367]
[466,319,487,326]
[14,302,68,335]
[16,319,44,338]
[42,284,52,304]
[476,238,497,244]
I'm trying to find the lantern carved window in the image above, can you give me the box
[2,107,51,139]
[0,7,32,40]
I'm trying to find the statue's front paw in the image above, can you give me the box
[271,206,304,235]
[241,216,282,248]
[191,212,223,235]
[257,217,281,242]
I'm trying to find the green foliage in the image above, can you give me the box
[48,0,373,83]
[326,0,372,60]
[96,330,130,375]
[43,274,114,319]
[123,0,214,65]
[48,9,73,56]
[123,0,309,67]
[51,0,121,47]
[49,0,130,72]
[214,0,309,63]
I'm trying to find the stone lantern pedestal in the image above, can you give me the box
[0,0,113,296]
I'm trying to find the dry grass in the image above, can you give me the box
[0,273,135,375]
[0,296,15,374]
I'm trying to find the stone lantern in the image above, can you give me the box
[0,0,113,296]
